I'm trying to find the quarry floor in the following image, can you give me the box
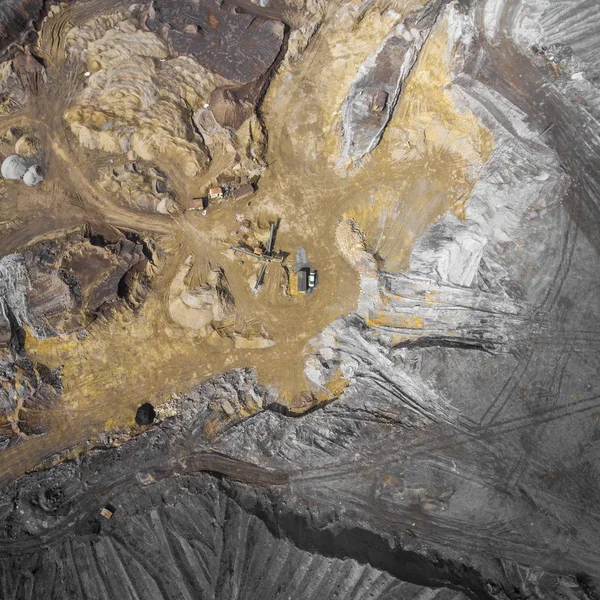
[0,4,490,478]
[3,0,600,598]
[0,0,489,482]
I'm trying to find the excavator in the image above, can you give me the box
[229,221,281,291]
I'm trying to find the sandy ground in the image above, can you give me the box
[0,0,491,482]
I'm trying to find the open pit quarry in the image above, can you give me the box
[0,0,600,598]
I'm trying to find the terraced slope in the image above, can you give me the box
[0,427,467,600]
[0,479,470,600]
[521,0,600,76]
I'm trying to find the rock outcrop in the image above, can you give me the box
[0,0,44,58]
[340,7,436,164]
[145,0,285,85]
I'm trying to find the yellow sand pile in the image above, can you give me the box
[169,259,235,332]
[63,16,216,178]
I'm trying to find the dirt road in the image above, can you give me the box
[0,449,288,554]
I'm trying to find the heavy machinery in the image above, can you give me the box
[230,221,281,291]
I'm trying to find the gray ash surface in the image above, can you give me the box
[0,370,471,600]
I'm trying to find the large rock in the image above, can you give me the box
[22,164,43,186]
[1,154,28,180]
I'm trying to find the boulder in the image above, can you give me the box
[23,165,43,186]
[135,402,156,426]
[209,87,253,130]
[1,155,28,180]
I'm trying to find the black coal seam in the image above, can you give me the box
[392,336,495,353]
[2,301,26,354]
[576,573,599,600]
[266,395,336,418]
